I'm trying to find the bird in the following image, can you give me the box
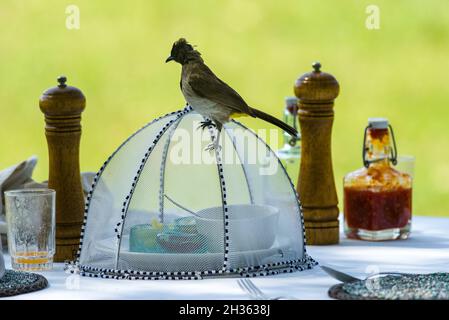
[166,38,298,150]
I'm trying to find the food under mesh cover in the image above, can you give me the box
[75,106,316,279]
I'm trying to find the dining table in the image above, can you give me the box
[2,215,449,300]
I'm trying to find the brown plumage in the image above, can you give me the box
[166,38,298,148]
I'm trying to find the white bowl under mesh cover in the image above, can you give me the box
[75,106,316,280]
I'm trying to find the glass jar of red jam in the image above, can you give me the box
[343,118,412,241]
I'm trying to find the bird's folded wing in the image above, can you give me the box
[188,68,254,117]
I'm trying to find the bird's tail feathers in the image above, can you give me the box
[250,107,298,138]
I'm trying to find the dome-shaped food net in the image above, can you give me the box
[75,106,316,279]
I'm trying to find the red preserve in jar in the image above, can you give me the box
[343,118,412,241]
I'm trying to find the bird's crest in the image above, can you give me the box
[169,38,202,64]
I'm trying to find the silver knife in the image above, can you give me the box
[320,265,361,283]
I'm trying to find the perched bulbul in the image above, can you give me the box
[166,38,298,150]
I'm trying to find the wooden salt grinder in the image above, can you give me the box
[39,76,86,261]
[294,62,340,245]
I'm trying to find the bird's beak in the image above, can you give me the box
[165,56,174,63]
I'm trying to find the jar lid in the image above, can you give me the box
[285,96,298,107]
[368,118,389,129]
[294,62,339,103]
[39,76,86,116]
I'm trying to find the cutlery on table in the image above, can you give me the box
[320,265,411,283]
[237,278,297,300]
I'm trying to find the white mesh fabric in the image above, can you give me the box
[79,112,182,269]
[118,114,224,273]
[223,121,305,270]
[77,108,315,279]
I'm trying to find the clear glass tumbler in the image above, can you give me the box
[395,155,416,178]
[4,189,55,271]
[0,239,5,278]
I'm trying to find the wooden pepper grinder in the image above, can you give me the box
[294,62,340,245]
[39,76,86,261]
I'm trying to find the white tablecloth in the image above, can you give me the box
[3,216,449,300]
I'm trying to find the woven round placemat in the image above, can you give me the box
[0,270,48,298]
[328,273,449,300]
[329,283,379,300]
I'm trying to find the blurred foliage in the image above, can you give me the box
[0,0,448,215]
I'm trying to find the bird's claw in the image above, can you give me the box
[204,141,221,152]
[198,120,216,131]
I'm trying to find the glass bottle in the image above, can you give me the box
[343,118,412,241]
[276,96,301,186]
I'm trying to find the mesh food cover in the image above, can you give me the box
[75,106,316,279]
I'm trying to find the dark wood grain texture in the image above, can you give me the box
[39,76,86,261]
[294,62,340,245]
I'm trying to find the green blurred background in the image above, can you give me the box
[1,0,448,215]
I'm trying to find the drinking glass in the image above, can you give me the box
[4,189,55,271]
[0,239,5,279]
[395,155,416,178]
